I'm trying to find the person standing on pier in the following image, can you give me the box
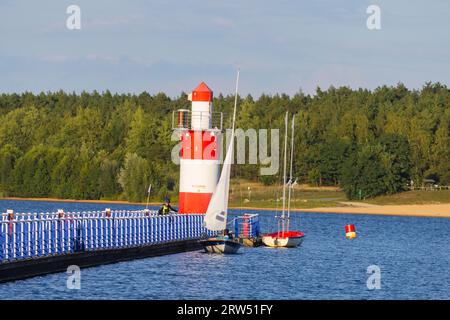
[158,198,178,215]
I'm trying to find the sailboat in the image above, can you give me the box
[199,71,242,254]
[262,112,305,248]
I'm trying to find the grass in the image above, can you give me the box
[228,179,347,209]
[227,180,450,209]
[364,190,450,205]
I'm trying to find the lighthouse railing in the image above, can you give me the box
[172,110,224,130]
[0,210,210,263]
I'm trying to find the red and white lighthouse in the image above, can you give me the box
[178,82,221,214]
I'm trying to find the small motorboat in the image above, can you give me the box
[262,230,305,248]
[199,236,242,254]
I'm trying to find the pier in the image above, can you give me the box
[0,209,212,283]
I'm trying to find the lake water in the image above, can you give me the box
[1,199,450,300]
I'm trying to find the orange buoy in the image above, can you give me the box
[345,224,356,239]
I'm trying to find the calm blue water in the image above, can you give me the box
[1,199,450,300]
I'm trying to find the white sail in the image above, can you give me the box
[204,69,239,232]
[203,132,234,231]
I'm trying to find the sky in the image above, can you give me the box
[0,0,449,97]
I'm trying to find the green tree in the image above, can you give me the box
[117,153,150,202]
[11,146,62,197]
[379,133,412,194]
[429,120,450,184]
[0,84,447,201]
[341,145,388,199]
[0,144,22,194]
[98,158,121,198]
[51,149,82,198]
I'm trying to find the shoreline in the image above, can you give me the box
[2,197,450,218]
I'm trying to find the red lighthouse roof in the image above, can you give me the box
[192,82,213,102]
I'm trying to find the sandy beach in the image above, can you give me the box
[2,197,450,218]
[301,203,450,218]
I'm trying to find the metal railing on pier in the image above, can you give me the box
[233,214,260,239]
[0,209,212,263]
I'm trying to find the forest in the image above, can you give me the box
[0,82,449,202]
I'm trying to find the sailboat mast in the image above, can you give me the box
[287,115,295,218]
[281,112,289,219]
[232,69,240,132]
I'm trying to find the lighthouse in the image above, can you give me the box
[176,82,222,214]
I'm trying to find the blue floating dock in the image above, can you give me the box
[0,209,213,282]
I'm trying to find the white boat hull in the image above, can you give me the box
[262,233,304,248]
[199,238,241,254]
